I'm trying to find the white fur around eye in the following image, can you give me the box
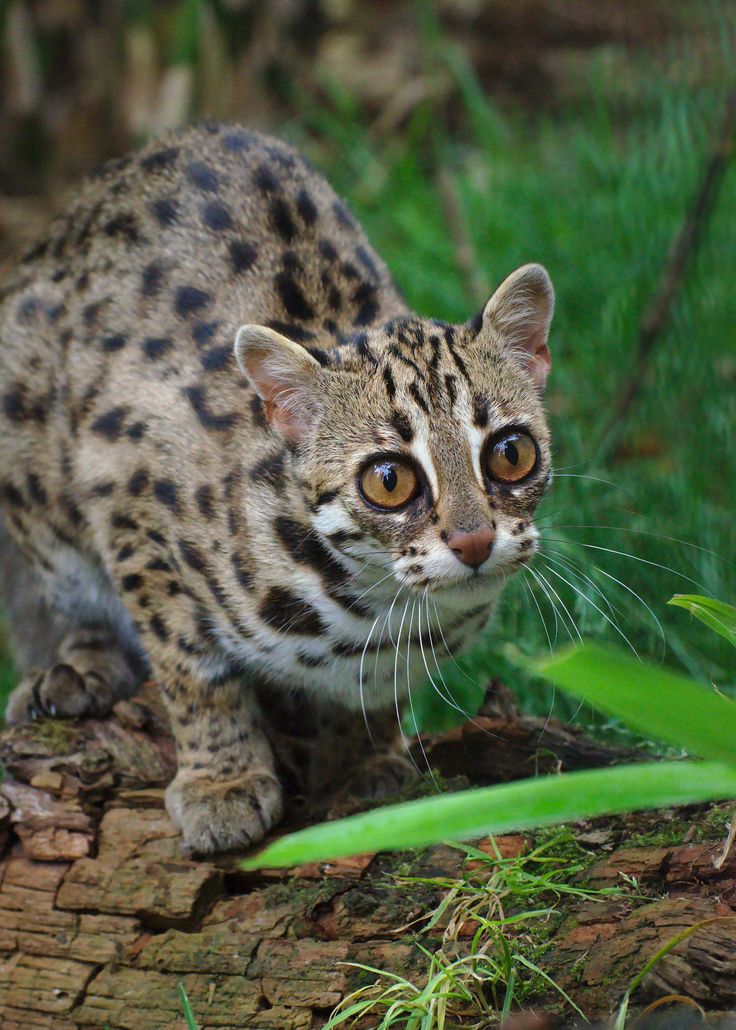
[410,427,439,499]
[467,425,486,492]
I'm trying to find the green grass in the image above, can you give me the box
[241,606,736,1023]
[242,600,736,1020]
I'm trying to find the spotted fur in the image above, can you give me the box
[0,123,554,852]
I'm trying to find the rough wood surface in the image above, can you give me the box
[1,683,735,1028]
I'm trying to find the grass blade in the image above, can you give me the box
[668,594,736,647]
[514,954,587,1021]
[534,643,736,764]
[613,916,736,1029]
[242,760,736,869]
[178,982,198,1030]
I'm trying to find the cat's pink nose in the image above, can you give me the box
[447,527,495,569]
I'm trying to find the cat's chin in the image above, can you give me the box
[423,568,509,598]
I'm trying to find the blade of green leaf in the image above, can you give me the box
[668,594,736,647]
[242,760,736,869]
[534,643,736,764]
[177,982,198,1030]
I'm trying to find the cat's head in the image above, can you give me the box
[235,263,553,596]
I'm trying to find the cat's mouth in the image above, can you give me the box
[409,564,512,596]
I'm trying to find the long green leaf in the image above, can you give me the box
[534,643,736,764]
[242,760,736,869]
[668,594,736,647]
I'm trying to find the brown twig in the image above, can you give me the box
[598,84,736,459]
[436,165,490,309]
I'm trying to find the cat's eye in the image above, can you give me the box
[359,458,420,510]
[486,431,538,484]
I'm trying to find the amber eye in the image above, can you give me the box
[486,431,538,484]
[359,458,420,510]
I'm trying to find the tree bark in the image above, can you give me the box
[1,682,735,1028]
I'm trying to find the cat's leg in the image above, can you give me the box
[1,521,142,723]
[84,513,284,853]
[348,745,420,801]
[121,583,281,851]
[337,721,419,799]
[306,701,420,804]
[151,654,282,852]
[0,515,64,672]
[5,625,140,723]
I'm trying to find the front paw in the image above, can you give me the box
[165,767,283,853]
[6,664,117,724]
[327,751,421,818]
[349,750,420,801]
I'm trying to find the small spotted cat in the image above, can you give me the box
[0,124,554,852]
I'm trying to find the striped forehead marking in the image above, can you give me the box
[377,327,535,505]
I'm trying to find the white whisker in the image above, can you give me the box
[393,593,423,779]
[539,681,556,738]
[405,599,437,787]
[346,569,397,611]
[359,608,386,745]
[526,563,563,645]
[520,571,553,654]
[537,557,640,659]
[528,565,582,645]
[541,538,706,590]
[541,549,623,620]
[419,592,470,718]
[430,598,479,687]
[544,546,667,659]
[542,524,735,570]
[420,593,505,741]
[372,585,404,706]
[553,473,622,489]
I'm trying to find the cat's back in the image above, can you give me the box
[0,123,405,477]
[0,122,403,382]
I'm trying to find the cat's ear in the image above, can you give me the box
[234,324,325,443]
[479,264,554,390]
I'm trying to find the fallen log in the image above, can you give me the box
[1,682,735,1028]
